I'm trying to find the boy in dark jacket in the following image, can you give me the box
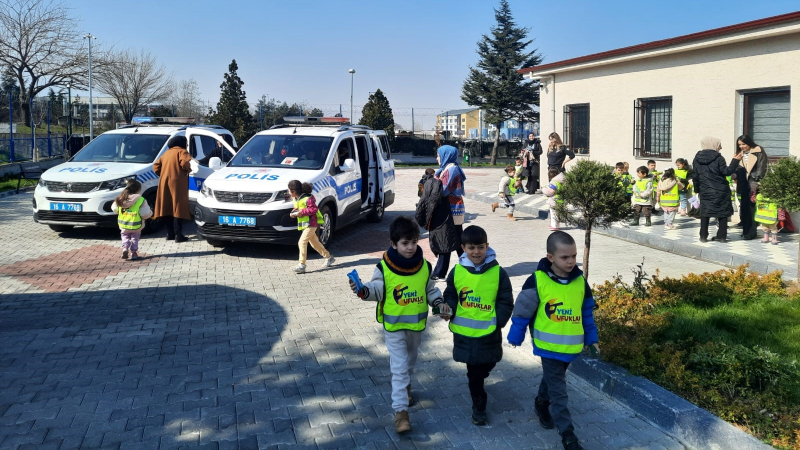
[507,231,599,450]
[443,225,514,426]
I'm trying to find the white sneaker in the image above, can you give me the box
[323,256,335,268]
[293,263,306,274]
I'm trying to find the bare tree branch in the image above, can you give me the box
[168,78,204,119]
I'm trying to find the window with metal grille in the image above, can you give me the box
[563,104,590,155]
[634,97,672,159]
[743,89,790,158]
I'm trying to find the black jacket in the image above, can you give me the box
[691,150,740,218]
[547,145,574,171]
[444,254,514,365]
[415,174,460,255]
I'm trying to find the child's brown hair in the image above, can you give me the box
[114,178,142,208]
[424,168,435,176]
[548,167,560,180]
[301,182,313,194]
[287,180,302,194]
[505,164,515,174]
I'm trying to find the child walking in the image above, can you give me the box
[491,165,518,221]
[630,166,654,226]
[288,180,334,273]
[755,190,780,245]
[507,231,599,450]
[657,168,683,230]
[112,179,153,261]
[542,167,565,231]
[349,216,450,434]
[443,225,513,426]
[615,162,632,203]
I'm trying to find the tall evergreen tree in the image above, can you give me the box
[359,89,395,143]
[461,0,542,164]
[206,60,256,143]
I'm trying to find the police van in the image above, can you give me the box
[33,117,238,233]
[194,117,396,247]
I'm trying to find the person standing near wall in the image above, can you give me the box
[736,135,768,240]
[522,133,543,193]
[691,136,743,243]
[546,132,574,173]
[153,136,192,243]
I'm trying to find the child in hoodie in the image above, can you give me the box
[656,168,683,230]
[543,167,565,231]
[630,166,654,226]
[349,216,450,435]
[491,165,518,221]
[443,225,514,426]
[507,231,599,450]
[112,178,153,261]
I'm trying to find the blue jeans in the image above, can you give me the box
[679,192,687,211]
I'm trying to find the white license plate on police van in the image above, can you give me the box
[218,215,256,226]
[50,202,82,212]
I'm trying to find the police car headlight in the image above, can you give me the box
[99,177,129,191]
[274,190,291,202]
[38,179,47,188]
[201,184,214,198]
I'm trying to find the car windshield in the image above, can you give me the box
[71,134,169,164]
[228,135,333,170]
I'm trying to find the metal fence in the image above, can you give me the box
[0,135,68,163]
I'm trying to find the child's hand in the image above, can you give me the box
[586,343,600,355]
[290,210,299,218]
[348,279,360,294]
[436,303,452,319]
[499,193,505,198]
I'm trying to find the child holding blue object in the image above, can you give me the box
[507,231,599,450]
[348,216,450,434]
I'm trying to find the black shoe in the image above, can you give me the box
[166,234,175,241]
[711,236,728,243]
[471,394,488,426]
[534,396,554,429]
[562,438,584,450]
[699,237,708,243]
[175,234,188,243]
[645,217,652,227]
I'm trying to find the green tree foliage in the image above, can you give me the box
[554,160,634,279]
[358,89,395,143]
[758,156,800,279]
[461,0,542,164]
[206,60,256,144]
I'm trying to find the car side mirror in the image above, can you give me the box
[210,157,223,170]
[342,158,356,172]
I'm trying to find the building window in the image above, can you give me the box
[743,89,790,157]
[563,104,590,155]
[634,97,672,159]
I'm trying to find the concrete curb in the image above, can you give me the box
[570,357,774,450]
[0,187,33,199]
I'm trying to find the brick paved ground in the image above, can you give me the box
[0,168,729,449]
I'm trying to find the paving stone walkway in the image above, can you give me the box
[0,168,735,449]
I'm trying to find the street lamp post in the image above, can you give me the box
[66,82,72,138]
[83,33,96,140]
[348,69,355,124]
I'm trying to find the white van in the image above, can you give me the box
[194,117,396,247]
[33,118,237,233]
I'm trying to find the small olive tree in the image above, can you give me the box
[757,156,800,279]
[554,159,634,280]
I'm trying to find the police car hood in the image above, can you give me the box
[42,162,152,182]
[205,166,319,192]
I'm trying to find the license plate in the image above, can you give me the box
[50,202,82,212]
[218,215,256,226]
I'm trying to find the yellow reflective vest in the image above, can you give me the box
[449,265,500,338]
[377,260,430,332]
[294,194,324,230]
[118,197,145,231]
[532,271,585,355]
[621,174,633,194]
[755,194,778,225]
[660,183,679,207]
[633,178,652,205]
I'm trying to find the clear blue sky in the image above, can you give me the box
[68,0,798,128]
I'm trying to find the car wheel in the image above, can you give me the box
[206,239,227,248]
[317,205,334,246]
[366,201,384,223]
[48,224,74,232]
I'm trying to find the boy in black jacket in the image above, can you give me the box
[443,225,514,426]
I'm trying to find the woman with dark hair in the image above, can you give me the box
[691,136,743,243]
[736,134,768,240]
[153,135,192,242]
[521,132,543,193]
[546,132,574,173]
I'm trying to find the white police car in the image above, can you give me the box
[194,117,396,247]
[33,118,237,233]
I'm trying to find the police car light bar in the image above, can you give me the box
[132,117,197,125]
[283,116,350,125]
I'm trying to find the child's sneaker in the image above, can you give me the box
[471,394,488,426]
[534,396,554,429]
[121,250,129,260]
[548,226,559,231]
[394,410,411,434]
[322,256,335,268]
[130,252,141,261]
[772,233,779,245]
[507,213,516,221]
[293,263,306,274]
[562,437,584,450]
[762,234,770,243]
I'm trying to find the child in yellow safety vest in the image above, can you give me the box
[656,168,683,230]
[491,165,518,221]
[508,231,599,450]
[442,225,514,427]
[630,166,654,226]
[674,158,693,215]
[288,180,334,273]
[112,179,153,261]
[348,216,450,435]
[754,190,780,245]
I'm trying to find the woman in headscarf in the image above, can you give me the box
[691,136,743,243]
[431,145,466,279]
[153,135,192,242]
[521,132,543,193]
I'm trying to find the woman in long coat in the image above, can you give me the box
[736,134,768,240]
[432,145,466,279]
[416,170,459,262]
[153,135,192,242]
[691,136,743,243]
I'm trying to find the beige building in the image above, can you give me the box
[521,11,800,182]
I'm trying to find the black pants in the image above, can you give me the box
[633,204,652,218]
[700,216,728,240]
[526,163,540,192]
[432,225,463,278]
[161,216,185,238]
[538,358,576,441]
[466,362,496,398]
[739,199,757,238]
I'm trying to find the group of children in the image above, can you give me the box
[488,161,564,230]
[348,217,598,450]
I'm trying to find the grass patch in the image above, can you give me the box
[0,174,23,193]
